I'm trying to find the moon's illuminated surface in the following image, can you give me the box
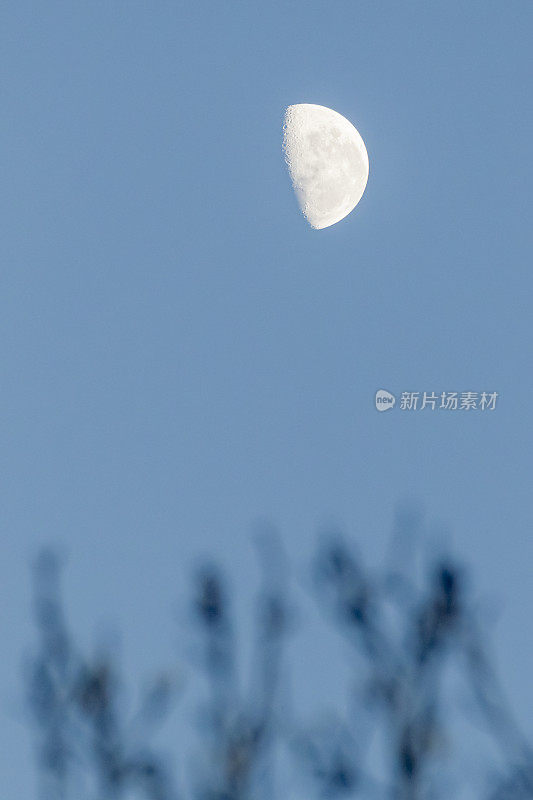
[283,104,369,229]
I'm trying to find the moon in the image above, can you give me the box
[283,104,369,230]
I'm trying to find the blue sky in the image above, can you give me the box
[1,2,533,795]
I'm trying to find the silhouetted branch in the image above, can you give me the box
[192,543,289,800]
[28,549,177,800]
[25,522,533,800]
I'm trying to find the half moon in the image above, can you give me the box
[283,104,369,230]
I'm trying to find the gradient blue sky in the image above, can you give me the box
[1,2,532,795]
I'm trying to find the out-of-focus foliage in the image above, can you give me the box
[28,550,176,800]
[191,559,288,800]
[26,523,533,800]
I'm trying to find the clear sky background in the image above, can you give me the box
[1,2,532,796]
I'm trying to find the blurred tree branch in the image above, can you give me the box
[28,549,177,800]
[25,524,533,800]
